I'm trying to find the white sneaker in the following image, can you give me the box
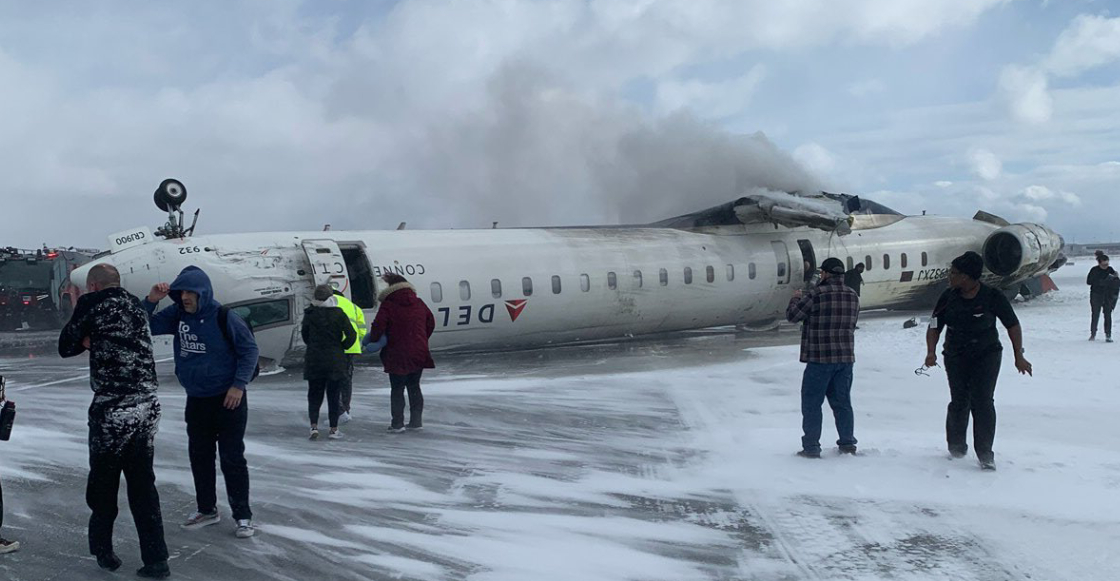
[328,430,343,440]
[0,537,20,554]
[181,511,220,529]
[309,428,320,440]
[339,411,351,424]
[235,519,255,538]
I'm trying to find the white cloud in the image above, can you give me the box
[934,180,953,187]
[793,142,838,180]
[969,148,1003,181]
[999,14,1120,125]
[654,65,767,117]
[1019,184,1082,206]
[1043,14,1120,77]
[998,65,1053,124]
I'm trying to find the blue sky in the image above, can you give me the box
[1,0,1118,248]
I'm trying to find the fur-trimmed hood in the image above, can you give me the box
[378,282,416,303]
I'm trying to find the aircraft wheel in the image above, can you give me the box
[154,178,188,211]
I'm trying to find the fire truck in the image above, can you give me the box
[0,247,95,330]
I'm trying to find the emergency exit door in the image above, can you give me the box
[301,239,352,300]
[771,241,791,285]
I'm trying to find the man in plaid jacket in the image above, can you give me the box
[786,257,860,458]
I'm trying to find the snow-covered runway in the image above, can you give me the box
[0,264,1116,580]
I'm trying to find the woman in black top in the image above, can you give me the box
[924,251,1032,471]
[1086,252,1119,342]
[301,284,357,440]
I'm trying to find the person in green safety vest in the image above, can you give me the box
[333,290,366,423]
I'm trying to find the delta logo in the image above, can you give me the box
[505,299,527,322]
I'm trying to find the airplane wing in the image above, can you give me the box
[653,189,856,235]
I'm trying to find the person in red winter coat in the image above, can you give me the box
[367,274,435,432]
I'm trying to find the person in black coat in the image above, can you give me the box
[301,284,357,439]
[844,263,865,297]
[1086,252,1120,342]
[57,264,170,578]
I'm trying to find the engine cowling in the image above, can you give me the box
[982,223,1064,279]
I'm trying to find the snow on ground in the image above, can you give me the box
[0,263,1117,580]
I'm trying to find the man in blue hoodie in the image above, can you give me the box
[143,266,259,539]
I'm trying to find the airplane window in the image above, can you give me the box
[459,280,471,300]
[522,277,533,296]
[684,267,693,284]
[922,252,928,267]
[865,255,873,271]
[227,299,291,331]
[726,264,734,281]
[901,253,908,268]
[659,268,668,286]
[552,275,562,294]
[706,266,715,283]
[633,270,643,288]
[777,262,787,278]
[883,254,891,270]
[748,263,757,279]
[491,279,502,298]
[430,282,443,303]
[580,274,590,292]
[607,272,617,290]
[846,257,854,271]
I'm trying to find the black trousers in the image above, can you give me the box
[185,394,252,520]
[944,350,1001,462]
[340,355,355,413]
[308,378,343,428]
[0,473,5,532]
[1090,294,1115,336]
[389,370,424,429]
[87,432,168,565]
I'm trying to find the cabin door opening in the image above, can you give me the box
[771,241,791,285]
[338,244,376,309]
[301,239,352,300]
[797,239,817,282]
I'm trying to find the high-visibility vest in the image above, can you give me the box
[334,294,366,354]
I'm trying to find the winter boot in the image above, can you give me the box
[95,551,122,571]
[136,561,171,578]
[838,445,857,455]
[796,449,821,459]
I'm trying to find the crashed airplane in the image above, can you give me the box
[70,180,1065,368]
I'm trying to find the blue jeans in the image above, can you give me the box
[801,362,856,453]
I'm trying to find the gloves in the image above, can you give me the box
[362,333,388,354]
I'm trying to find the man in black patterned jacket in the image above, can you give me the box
[59,264,170,579]
[786,257,861,459]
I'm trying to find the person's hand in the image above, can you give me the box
[924,353,937,368]
[223,387,244,410]
[148,283,170,303]
[82,337,91,350]
[1015,356,1033,376]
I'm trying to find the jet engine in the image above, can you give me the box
[981,223,1065,279]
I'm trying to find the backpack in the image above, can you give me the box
[217,305,261,382]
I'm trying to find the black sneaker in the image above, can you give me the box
[137,561,171,579]
[979,458,996,471]
[386,425,406,433]
[96,552,122,571]
[838,445,857,455]
[796,450,821,459]
[406,423,423,431]
[948,448,967,459]
[1108,336,1114,343]
[1089,334,1097,341]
